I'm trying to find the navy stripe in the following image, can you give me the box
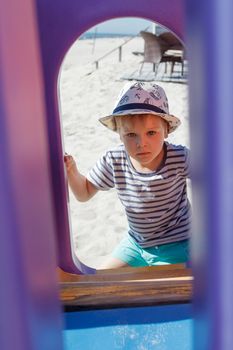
[130,220,190,239]
[119,183,185,203]
[97,162,114,184]
[125,198,187,215]
[114,172,183,183]
[117,177,185,194]
[126,200,188,221]
[91,168,113,189]
[113,103,166,115]
[128,209,190,232]
[137,225,190,243]
[135,230,190,247]
[126,198,187,218]
[120,191,187,210]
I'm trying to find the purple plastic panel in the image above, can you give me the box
[1,0,233,347]
[34,0,184,274]
[187,0,233,349]
[0,0,63,349]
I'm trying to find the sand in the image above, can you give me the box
[59,35,190,268]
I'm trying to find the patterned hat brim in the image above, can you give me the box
[99,110,181,134]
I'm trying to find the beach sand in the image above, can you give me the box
[59,36,190,268]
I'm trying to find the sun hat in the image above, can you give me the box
[99,82,181,134]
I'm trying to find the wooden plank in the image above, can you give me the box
[58,265,193,310]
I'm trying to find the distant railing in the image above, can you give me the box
[92,26,150,70]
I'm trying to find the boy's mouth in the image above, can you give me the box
[136,152,151,156]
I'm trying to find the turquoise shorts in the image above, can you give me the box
[112,235,190,267]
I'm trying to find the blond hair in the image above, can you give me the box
[115,114,168,135]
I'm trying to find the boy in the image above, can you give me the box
[64,82,191,269]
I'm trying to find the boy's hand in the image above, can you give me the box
[63,153,98,202]
[64,153,78,174]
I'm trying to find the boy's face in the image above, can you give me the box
[117,114,168,171]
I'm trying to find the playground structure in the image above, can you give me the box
[1,0,233,349]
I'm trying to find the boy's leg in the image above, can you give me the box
[98,257,130,269]
[98,236,148,269]
[142,239,190,266]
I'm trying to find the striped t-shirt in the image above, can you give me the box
[87,142,191,248]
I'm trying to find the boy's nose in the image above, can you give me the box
[136,136,146,147]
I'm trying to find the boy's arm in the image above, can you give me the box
[64,154,98,202]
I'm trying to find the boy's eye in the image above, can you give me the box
[126,133,136,137]
[147,130,157,136]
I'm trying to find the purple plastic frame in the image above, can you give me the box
[1,0,233,349]
[34,0,184,275]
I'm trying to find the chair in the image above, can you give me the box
[139,31,162,74]
[158,31,185,76]
[139,30,185,77]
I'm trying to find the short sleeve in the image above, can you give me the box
[86,151,115,191]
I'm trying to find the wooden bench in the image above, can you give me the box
[58,264,193,311]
